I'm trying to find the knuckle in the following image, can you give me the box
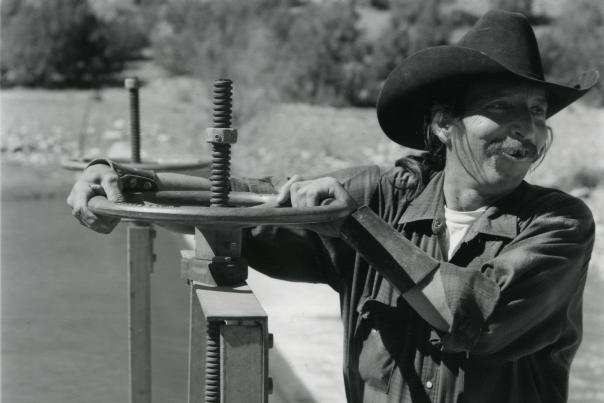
[103,174,119,185]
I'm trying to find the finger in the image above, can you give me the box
[331,180,357,210]
[289,182,298,208]
[100,174,124,202]
[71,183,100,226]
[277,175,303,205]
[306,189,321,207]
[66,188,74,207]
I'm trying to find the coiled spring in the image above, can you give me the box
[209,79,233,207]
[204,321,221,403]
[212,79,232,128]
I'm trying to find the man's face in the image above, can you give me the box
[444,79,548,195]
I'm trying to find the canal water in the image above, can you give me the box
[2,174,603,402]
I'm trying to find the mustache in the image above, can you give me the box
[488,139,538,159]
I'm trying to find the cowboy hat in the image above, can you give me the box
[376,9,599,150]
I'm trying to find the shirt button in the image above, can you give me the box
[426,380,433,389]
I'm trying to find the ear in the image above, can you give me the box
[430,110,454,147]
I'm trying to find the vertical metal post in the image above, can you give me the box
[127,222,155,403]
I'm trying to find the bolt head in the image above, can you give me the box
[124,77,140,89]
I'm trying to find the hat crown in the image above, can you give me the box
[458,10,544,80]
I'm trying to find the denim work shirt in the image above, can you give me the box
[231,165,595,403]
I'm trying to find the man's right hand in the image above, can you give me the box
[67,163,123,234]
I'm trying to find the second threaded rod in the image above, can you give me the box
[125,77,141,163]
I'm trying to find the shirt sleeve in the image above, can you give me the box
[434,194,594,358]
[236,165,384,290]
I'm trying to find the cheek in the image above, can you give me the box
[454,116,499,153]
[461,116,500,140]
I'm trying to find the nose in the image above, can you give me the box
[510,108,537,142]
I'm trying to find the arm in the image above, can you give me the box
[233,166,383,288]
[67,159,213,233]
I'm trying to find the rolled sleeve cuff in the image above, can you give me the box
[85,158,159,192]
[439,262,500,353]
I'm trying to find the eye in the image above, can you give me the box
[487,101,511,111]
[530,105,547,119]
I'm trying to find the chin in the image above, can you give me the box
[487,171,525,193]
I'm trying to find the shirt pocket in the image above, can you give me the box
[355,298,404,394]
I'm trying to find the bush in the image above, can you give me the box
[367,0,451,99]
[271,3,372,106]
[150,0,373,107]
[0,0,145,87]
[538,0,604,106]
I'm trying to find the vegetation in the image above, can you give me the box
[0,0,147,87]
[538,0,604,105]
[1,0,603,105]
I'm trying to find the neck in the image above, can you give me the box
[442,171,512,211]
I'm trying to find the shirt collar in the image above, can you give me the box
[398,170,518,240]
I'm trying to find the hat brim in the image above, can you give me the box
[376,46,599,150]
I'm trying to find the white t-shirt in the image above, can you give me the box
[443,206,487,260]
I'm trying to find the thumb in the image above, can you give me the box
[277,175,303,206]
[101,176,124,203]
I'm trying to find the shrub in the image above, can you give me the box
[150,0,371,106]
[368,0,451,95]
[0,0,144,87]
[271,3,371,106]
[538,0,604,106]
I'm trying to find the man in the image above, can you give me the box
[69,10,598,403]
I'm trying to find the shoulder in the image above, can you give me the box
[513,182,594,238]
[517,182,593,220]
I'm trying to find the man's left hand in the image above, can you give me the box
[276,175,357,237]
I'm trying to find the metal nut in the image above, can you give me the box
[206,128,238,144]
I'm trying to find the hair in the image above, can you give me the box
[393,98,457,200]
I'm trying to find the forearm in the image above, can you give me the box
[87,158,211,191]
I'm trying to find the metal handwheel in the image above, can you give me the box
[88,190,351,226]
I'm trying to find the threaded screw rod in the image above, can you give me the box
[125,77,141,163]
[209,79,233,207]
[204,321,221,403]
